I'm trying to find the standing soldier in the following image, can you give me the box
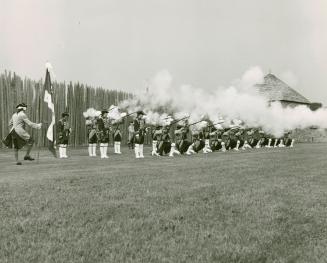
[112,119,123,154]
[57,112,71,158]
[2,103,42,165]
[133,110,146,158]
[97,109,111,158]
[127,121,134,149]
[85,115,98,157]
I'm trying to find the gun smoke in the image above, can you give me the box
[118,67,327,137]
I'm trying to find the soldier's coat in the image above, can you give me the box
[86,118,98,143]
[9,111,39,141]
[57,118,71,144]
[2,111,39,149]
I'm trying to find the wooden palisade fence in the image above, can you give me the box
[0,70,137,148]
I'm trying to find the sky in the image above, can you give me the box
[1,0,326,104]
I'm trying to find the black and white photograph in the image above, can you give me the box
[1,0,327,262]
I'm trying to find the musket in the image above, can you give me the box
[169,116,190,126]
[111,111,139,134]
[187,120,204,127]
[164,116,190,130]
[123,111,139,118]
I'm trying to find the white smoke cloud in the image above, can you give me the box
[83,108,101,118]
[119,67,327,137]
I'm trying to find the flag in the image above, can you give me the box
[43,65,57,157]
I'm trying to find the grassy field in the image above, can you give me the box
[0,143,327,263]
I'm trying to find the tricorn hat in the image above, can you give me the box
[101,109,109,114]
[137,110,145,115]
[62,112,69,117]
[16,103,27,109]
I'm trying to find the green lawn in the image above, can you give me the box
[0,144,327,263]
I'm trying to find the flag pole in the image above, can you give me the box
[37,128,40,164]
[37,86,41,164]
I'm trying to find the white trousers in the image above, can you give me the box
[114,141,121,154]
[100,143,109,158]
[135,144,144,158]
[59,144,68,158]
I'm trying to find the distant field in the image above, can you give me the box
[0,144,327,263]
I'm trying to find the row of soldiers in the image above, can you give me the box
[77,110,295,159]
[149,120,295,158]
[82,109,147,159]
[2,103,295,165]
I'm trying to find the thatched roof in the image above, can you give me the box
[255,73,310,104]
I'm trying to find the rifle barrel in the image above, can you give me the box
[187,120,203,126]
[169,116,189,126]
[125,111,138,117]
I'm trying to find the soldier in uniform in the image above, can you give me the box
[157,126,172,156]
[261,132,273,148]
[241,128,252,150]
[257,130,266,148]
[57,112,71,158]
[283,131,295,147]
[277,135,286,147]
[186,130,205,155]
[112,119,123,154]
[133,110,147,158]
[248,129,261,148]
[201,124,213,153]
[175,124,191,154]
[209,127,220,151]
[2,103,42,165]
[151,125,162,156]
[85,116,98,157]
[97,109,111,158]
[234,128,246,150]
[226,127,240,151]
[127,121,135,149]
[208,124,226,152]
[220,128,230,152]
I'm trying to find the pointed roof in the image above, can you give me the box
[256,73,310,104]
